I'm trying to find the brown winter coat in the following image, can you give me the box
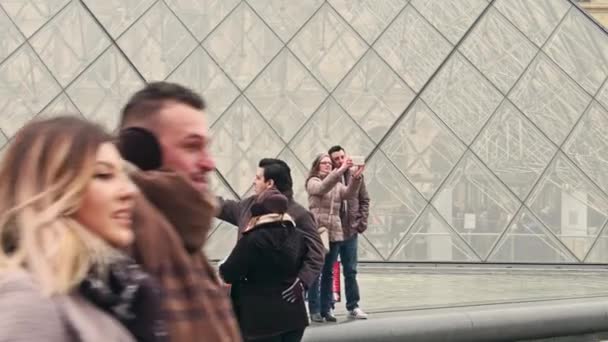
[131,171,241,342]
[340,171,370,240]
[217,190,324,288]
[306,169,361,242]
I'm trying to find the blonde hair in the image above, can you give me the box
[0,116,121,295]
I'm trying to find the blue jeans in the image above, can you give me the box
[338,235,360,311]
[307,242,340,315]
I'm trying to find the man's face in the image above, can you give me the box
[154,101,215,191]
[330,149,346,169]
[253,167,273,195]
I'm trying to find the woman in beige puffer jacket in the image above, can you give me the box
[305,153,364,322]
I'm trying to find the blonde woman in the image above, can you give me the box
[305,153,364,323]
[0,117,164,341]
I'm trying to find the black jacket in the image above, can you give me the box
[219,214,309,339]
[217,192,324,288]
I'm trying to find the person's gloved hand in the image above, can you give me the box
[282,278,305,303]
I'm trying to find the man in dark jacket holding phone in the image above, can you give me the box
[328,145,370,320]
[217,159,325,304]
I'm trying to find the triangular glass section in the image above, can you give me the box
[334,49,415,143]
[277,147,310,208]
[411,0,488,45]
[391,207,480,262]
[204,222,237,260]
[248,0,324,43]
[472,100,557,200]
[167,47,240,127]
[528,153,608,261]
[433,152,520,260]
[288,3,367,91]
[329,0,408,45]
[165,0,240,42]
[584,223,608,263]
[363,151,426,259]
[564,101,608,195]
[210,96,285,196]
[0,0,69,38]
[82,0,155,39]
[488,207,577,263]
[382,99,466,200]
[0,6,24,62]
[288,97,375,167]
[421,52,503,145]
[37,93,81,120]
[358,235,384,262]
[203,2,283,90]
[373,4,452,92]
[245,48,328,142]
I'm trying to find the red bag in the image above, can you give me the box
[332,261,341,302]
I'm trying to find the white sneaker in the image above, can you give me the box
[348,308,368,319]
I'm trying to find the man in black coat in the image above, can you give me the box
[217,158,325,302]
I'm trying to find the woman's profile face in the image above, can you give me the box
[318,156,333,177]
[74,142,137,248]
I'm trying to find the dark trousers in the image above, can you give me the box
[246,329,305,342]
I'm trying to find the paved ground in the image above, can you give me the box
[319,264,608,321]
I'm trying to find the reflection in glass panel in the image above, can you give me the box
[334,50,415,143]
[411,0,488,45]
[118,1,197,81]
[373,5,451,92]
[598,81,608,111]
[544,8,608,95]
[277,147,310,208]
[204,223,237,260]
[433,152,520,259]
[167,47,240,127]
[165,0,240,41]
[585,223,608,263]
[0,0,69,38]
[288,3,367,91]
[358,235,384,261]
[0,7,24,62]
[528,153,608,261]
[565,102,608,194]
[391,207,479,262]
[493,0,570,47]
[473,101,556,200]
[210,96,285,196]
[30,1,110,86]
[329,0,408,44]
[248,0,324,43]
[83,0,155,38]
[382,100,465,200]
[509,53,591,146]
[0,45,61,137]
[422,52,502,145]
[460,7,537,94]
[203,2,282,90]
[488,208,576,263]
[67,46,144,131]
[246,49,327,142]
[363,151,426,259]
[37,93,80,119]
[289,97,375,167]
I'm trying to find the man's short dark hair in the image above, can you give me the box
[120,81,206,127]
[328,145,344,155]
[258,158,293,194]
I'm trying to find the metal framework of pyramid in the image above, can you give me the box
[1,0,607,263]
